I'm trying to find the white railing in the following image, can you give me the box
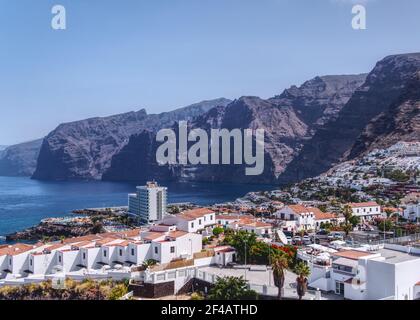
[119,291,134,300]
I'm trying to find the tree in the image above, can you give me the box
[295,262,311,300]
[142,259,158,269]
[227,231,258,263]
[342,223,353,236]
[342,204,353,224]
[271,253,289,299]
[212,227,224,237]
[348,215,360,227]
[378,219,393,232]
[342,205,354,236]
[208,276,258,300]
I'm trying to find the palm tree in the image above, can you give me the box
[208,276,258,300]
[342,204,354,236]
[271,253,289,299]
[343,204,353,224]
[295,262,311,300]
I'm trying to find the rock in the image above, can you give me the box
[0,139,43,176]
[103,74,366,183]
[281,53,420,183]
[32,98,231,180]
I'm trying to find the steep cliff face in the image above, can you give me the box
[104,74,366,184]
[270,74,367,134]
[32,98,231,180]
[280,53,420,183]
[31,53,419,184]
[349,72,420,157]
[0,139,43,176]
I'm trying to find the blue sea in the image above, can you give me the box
[0,176,275,238]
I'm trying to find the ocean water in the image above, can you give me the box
[0,176,275,237]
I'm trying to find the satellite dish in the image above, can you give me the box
[277,230,288,245]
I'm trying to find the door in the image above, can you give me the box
[335,281,344,295]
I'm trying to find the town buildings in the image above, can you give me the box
[404,204,420,222]
[128,181,167,224]
[301,243,420,300]
[348,201,382,221]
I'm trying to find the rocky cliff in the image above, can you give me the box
[103,75,366,183]
[30,53,419,184]
[32,98,231,180]
[280,53,420,183]
[349,71,420,157]
[0,139,43,176]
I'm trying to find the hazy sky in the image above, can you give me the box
[1,0,420,145]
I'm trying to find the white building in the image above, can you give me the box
[403,204,420,222]
[128,181,167,224]
[161,208,216,234]
[304,245,420,300]
[275,205,316,231]
[225,219,273,237]
[0,227,203,286]
[348,202,382,221]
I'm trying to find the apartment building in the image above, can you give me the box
[403,204,420,222]
[348,201,382,221]
[0,227,202,284]
[128,181,167,224]
[275,205,316,231]
[161,208,216,234]
[305,245,420,300]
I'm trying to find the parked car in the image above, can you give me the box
[316,229,329,236]
[302,235,312,245]
[292,236,302,245]
[328,232,344,240]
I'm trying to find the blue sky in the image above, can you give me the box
[1,0,420,145]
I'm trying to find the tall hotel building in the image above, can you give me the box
[128,181,168,224]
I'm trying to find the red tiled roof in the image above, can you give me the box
[167,231,189,239]
[288,205,312,215]
[142,232,165,241]
[0,243,39,256]
[310,208,336,221]
[177,208,215,220]
[348,202,379,208]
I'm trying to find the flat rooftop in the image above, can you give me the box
[378,248,420,264]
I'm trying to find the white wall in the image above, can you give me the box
[62,251,80,272]
[11,253,29,275]
[366,259,395,300]
[394,259,420,300]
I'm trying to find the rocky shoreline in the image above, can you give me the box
[5,221,103,242]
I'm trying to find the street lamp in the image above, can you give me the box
[244,240,247,281]
[268,244,272,286]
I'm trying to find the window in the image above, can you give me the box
[58,255,62,263]
[199,219,202,225]
[104,250,107,257]
[83,253,86,260]
[204,216,206,221]
[30,259,33,266]
[191,222,194,228]
[131,248,135,256]
[155,247,158,254]
[119,249,123,256]
[170,246,175,253]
